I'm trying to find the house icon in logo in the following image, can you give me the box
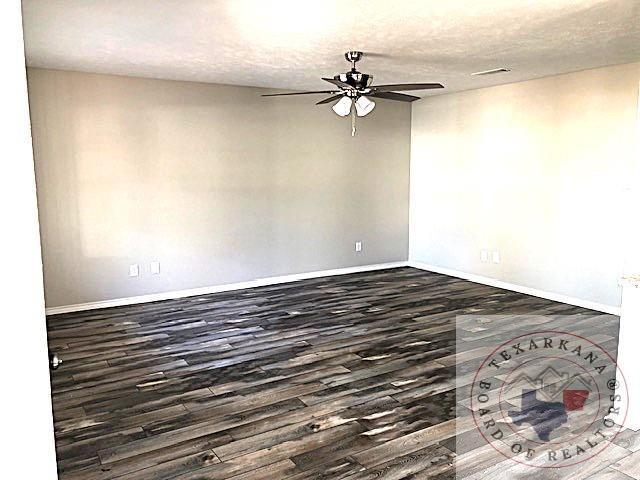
[535,366,593,401]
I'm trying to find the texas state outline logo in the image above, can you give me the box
[469,330,628,468]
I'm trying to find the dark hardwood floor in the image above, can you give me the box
[46,267,635,479]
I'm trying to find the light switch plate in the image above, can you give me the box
[492,251,501,264]
[151,261,161,275]
[129,264,139,277]
[355,241,362,252]
[480,250,489,263]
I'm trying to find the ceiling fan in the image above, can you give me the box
[262,51,444,136]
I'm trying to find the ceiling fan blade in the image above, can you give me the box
[322,77,353,89]
[262,90,337,97]
[371,83,444,92]
[369,91,421,102]
[316,94,343,105]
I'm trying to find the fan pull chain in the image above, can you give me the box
[351,105,356,137]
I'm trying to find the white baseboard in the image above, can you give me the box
[408,261,621,316]
[45,262,409,315]
[46,260,621,317]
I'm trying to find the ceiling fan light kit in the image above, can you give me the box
[262,51,444,136]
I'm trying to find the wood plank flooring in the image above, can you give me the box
[46,267,639,479]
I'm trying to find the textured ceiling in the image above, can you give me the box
[22,0,640,96]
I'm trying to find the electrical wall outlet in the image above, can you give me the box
[492,250,501,264]
[151,261,161,275]
[480,249,489,263]
[129,264,139,277]
[355,241,362,252]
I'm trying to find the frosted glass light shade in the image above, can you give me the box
[332,96,353,116]
[355,96,375,117]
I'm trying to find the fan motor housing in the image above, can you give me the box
[335,71,373,90]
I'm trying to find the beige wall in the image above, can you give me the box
[410,62,640,309]
[31,64,639,311]
[28,68,411,308]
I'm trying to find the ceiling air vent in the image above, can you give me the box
[471,68,511,76]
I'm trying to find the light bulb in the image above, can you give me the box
[355,96,375,117]
[332,96,353,117]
